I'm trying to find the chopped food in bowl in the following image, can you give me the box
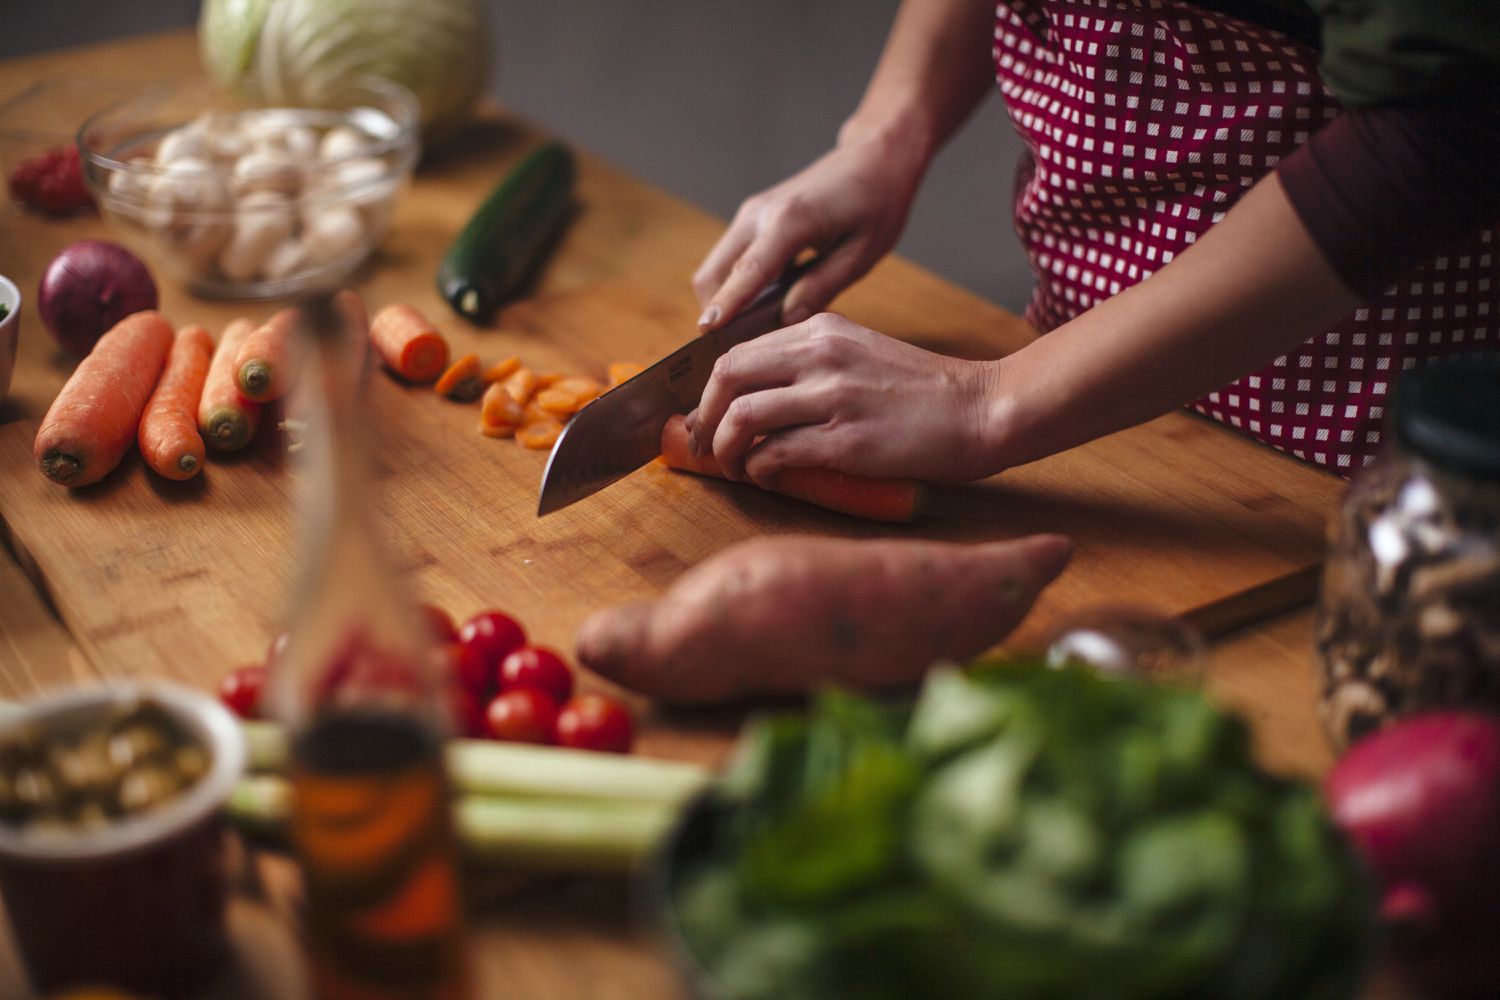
[78,77,419,298]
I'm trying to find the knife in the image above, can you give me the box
[537,261,812,516]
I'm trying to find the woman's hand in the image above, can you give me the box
[692,129,927,331]
[684,312,1002,485]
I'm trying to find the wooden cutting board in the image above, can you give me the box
[0,34,1345,698]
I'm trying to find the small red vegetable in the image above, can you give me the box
[555,694,633,754]
[498,646,574,704]
[219,664,267,719]
[456,611,527,697]
[484,687,559,745]
[37,240,159,356]
[8,145,93,214]
[1325,711,1500,997]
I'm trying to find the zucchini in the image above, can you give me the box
[437,140,577,322]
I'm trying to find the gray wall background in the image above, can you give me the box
[3,1,1034,311]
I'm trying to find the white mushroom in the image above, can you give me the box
[282,125,320,163]
[231,147,301,198]
[218,191,296,282]
[106,156,154,206]
[262,238,311,282]
[319,125,370,161]
[153,127,208,165]
[303,206,366,263]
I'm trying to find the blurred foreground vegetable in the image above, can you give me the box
[667,662,1374,1000]
[229,721,708,873]
[1325,712,1500,998]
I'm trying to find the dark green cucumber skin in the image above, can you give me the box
[437,141,577,323]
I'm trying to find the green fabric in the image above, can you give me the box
[1299,0,1500,106]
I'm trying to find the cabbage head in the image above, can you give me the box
[200,0,489,143]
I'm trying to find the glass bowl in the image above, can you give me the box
[78,77,420,299]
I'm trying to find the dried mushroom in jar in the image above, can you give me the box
[0,699,210,835]
[1317,358,1500,750]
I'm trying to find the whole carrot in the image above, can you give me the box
[139,325,214,481]
[370,303,449,383]
[34,311,174,487]
[235,308,298,402]
[200,318,262,452]
[659,414,927,523]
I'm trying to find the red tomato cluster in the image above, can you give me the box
[7,145,94,214]
[436,606,633,754]
[217,605,634,755]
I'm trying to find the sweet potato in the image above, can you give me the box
[575,533,1072,703]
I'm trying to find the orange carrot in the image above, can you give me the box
[482,356,521,383]
[34,311,174,487]
[500,366,539,406]
[139,325,214,481]
[235,308,298,402]
[480,382,525,428]
[370,303,450,383]
[199,318,262,452]
[607,361,644,386]
[435,353,484,401]
[658,414,927,523]
[517,420,563,450]
[534,372,563,389]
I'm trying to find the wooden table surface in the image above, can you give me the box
[0,29,1403,1000]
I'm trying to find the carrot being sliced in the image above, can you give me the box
[522,400,552,425]
[482,355,521,383]
[658,414,927,523]
[534,387,580,417]
[139,325,214,481]
[480,382,525,428]
[478,418,517,439]
[199,318,263,452]
[235,308,299,403]
[501,366,539,406]
[34,311,175,487]
[435,353,485,401]
[607,361,644,386]
[533,372,563,389]
[517,420,562,450]
[370,303,450,383]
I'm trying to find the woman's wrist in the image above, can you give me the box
[836,101,941,183]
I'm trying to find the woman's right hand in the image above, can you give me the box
[692,126,929,331]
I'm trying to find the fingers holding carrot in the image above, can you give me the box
[140,325,214,481]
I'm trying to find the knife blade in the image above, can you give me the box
[537,262,811,516]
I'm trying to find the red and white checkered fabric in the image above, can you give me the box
[994,0,1499,474]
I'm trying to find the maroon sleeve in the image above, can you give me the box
[1275,105,1500,300]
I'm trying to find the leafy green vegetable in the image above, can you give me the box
[670,663,1374,1000]
[0,303,9,321]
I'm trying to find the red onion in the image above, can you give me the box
[37,240,158,356]
[1325,711,1500,997]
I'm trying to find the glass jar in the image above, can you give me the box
[1317,356,1500,751]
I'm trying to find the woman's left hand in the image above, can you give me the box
[684,312,1000,485]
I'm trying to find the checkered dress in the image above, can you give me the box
[994,0,1499,474]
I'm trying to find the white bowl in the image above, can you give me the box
[0,275,18,404]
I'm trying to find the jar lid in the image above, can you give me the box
[1393,354,1500,479]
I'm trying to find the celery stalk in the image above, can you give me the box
[226,773,682,873]
[241,720,710,806]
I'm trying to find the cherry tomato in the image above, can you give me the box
[219,664,267,719]
[498,646,574,704]
[555,694,633,754]
[484,687,559,745]
[419,603,459,644]
[455,611,526,697]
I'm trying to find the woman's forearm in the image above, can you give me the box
[839,0,999,160]
[981,173,1364,469]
